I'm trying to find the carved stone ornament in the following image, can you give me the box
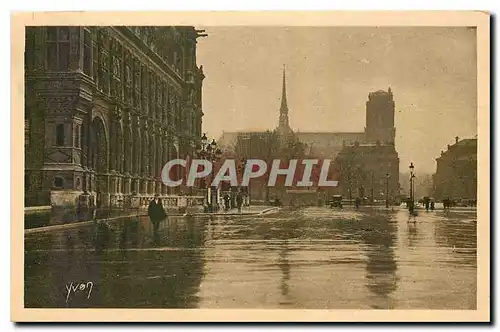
[112,106,122,121]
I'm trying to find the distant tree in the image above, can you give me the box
[280,133,306,160]
[336,146,357,200]
[231,129,308,202]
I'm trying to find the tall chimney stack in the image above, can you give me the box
[455,136,459,144]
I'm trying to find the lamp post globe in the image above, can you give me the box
[201,133,208,146]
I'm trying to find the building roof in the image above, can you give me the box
[436,137,477,161]
[454,138,477,147]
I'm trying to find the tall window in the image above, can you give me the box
[149,75,156,116]
[163,86,169,125]
[141,67,149,113]
[55,124,65,146]
[133,60,141,108]
[46,27,70,71]
[111,40,122,99]
[157,82,163,121]
[83,29,92,77]
[124,53,132,103]
[92,34,99,84]
[75,124,81,148]
[175,95,181,130]
[98,30,110,94]
[81,123,87,165]
[167,91,173,127]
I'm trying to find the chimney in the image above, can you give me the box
[455,136,459,144]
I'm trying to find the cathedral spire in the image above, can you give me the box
[278,65,291,135]
[280,65,288,113]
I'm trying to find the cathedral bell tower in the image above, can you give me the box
[365,87,396,145]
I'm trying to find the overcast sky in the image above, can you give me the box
[196,27,477,173]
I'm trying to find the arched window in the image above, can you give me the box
[46,27,70,71]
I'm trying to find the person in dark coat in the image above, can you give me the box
[223,194,231,211]
[443,198,450,210]
[236,191,243,213]
[148,195,166,231]
[355,197,361,209]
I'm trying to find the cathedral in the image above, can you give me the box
[219,67,401,203]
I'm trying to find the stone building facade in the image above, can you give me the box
[24,26,206,208]
[432,136,477,201]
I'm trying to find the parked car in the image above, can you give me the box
[329,195,343,208]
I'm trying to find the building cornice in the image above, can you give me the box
[110,27,184,89]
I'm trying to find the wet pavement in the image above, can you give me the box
[24,206,476,309]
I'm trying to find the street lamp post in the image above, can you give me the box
[371,171,375,205]
[385,172,390,208]
[409,162,415,212]
[196,133,222,213]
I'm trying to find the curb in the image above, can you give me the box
[25,208,277,234]
[258,207,281,215]
[24,214,148,235]
[24,206,52,214]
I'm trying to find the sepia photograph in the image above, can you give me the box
[11,11,490,322]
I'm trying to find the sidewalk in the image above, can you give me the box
[188,205,278,216]
[25,205,280,234]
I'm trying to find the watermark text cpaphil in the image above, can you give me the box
[161,158,339,187]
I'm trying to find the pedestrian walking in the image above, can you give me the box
[223,194,231,211]
[443,197,450,210]
[430,200,435,211]
[236,191,243,213]
[218,195,224,212]
[148,194,167,232]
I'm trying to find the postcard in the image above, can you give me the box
[11,11,490,322]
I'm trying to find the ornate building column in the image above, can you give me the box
[122,112,132,199]
[161,131,169,195]
[147,122,156,195]
[155,125,163,195]
[140,118,149,195]
[131,115,141,196]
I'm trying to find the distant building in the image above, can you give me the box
[25,26,206,207]
[432,136,477,201]
[399,172,434,200]
[334,143,400,202]
[218,67,400,204]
